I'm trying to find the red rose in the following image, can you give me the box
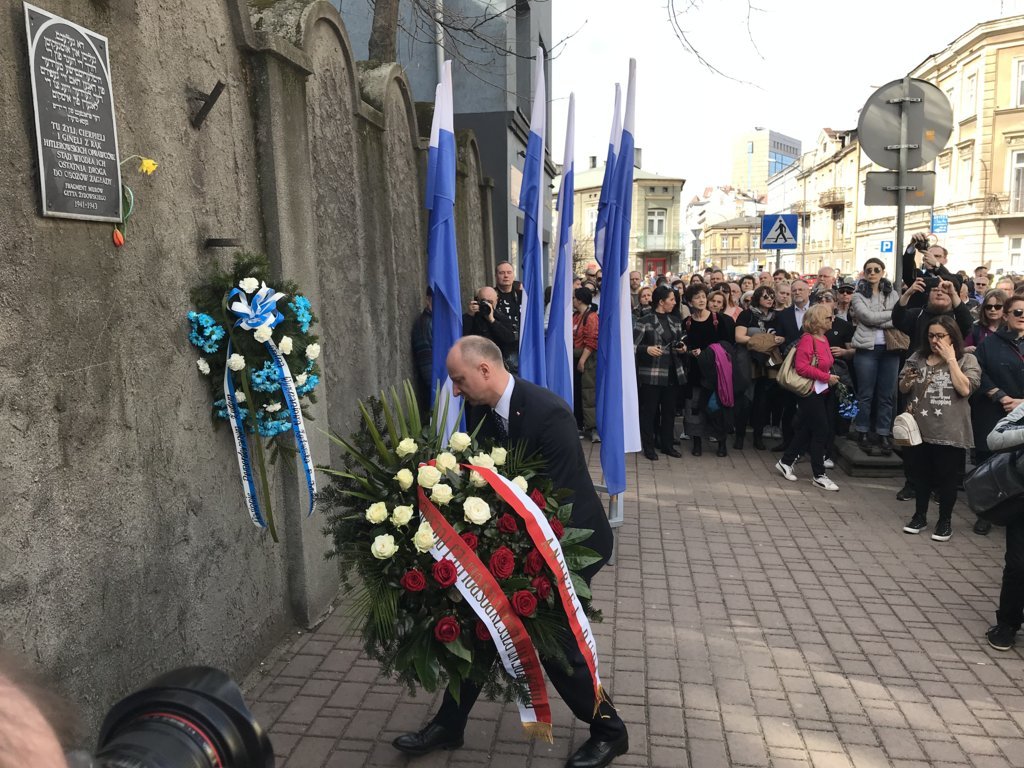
[497,513,518,534]
[400,568,427,592]
[549,518,565,539]
[432,559,457,588]
[529,489,546,510]
[531,576,553,600]
[489,546,516,580]
[475,620,491,642]
[434,616,461,643]
[523,548,545,576]
[512,589,538,617]
[461,532,479,550]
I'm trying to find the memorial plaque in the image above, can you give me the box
[24,3,122,222]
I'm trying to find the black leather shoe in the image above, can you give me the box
[643,448,658,461]
[974,517,992,535]
[717,443,728,457]
[662,448,682,458]
[753,435,766,450]
[733,434,745,450]
[896,482,915,501]
[691,437,702,456]
[878,435,893,456]
[565,731,629,768]
[392,723,464,755]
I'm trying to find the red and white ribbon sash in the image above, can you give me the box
[468,464,606,712]
[417,487,553,739]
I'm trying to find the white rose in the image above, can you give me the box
[235,391,246,403]
[470,452,495,470]
[264,402,282,413]
[279,336,293,355]
[512,476,528,493]
[365,501,389,524]
[469,471,488,488]
[294,373,308,387]
[463,497,492,525]
[227,354,246,372]
[196,358,210,375]
[370,534,399,559]
[430,483,453,505]
[253,324,273,343]
[490,446,508,466]
[449,432,472,453]
[435,452,459,473]
[396,438,418,458]
[413,521,435,553]
[391,505,414,527]
[394,468,414,491]
[239,277,260,294]
[305,343,321,361]
[417,465,442,488]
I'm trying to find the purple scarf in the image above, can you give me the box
[710,343,734,407]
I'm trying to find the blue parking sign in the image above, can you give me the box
[880,240,893,253]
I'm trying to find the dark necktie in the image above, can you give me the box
[492,410,508,444]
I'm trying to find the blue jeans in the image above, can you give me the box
[853,344,900,436]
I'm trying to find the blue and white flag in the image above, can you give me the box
[426,61,463,441]
[593,85,621,271]
[545,93,574,408]
[596,61,641,496]
[517,46,547,387]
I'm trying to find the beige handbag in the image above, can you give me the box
[883,328,911,351]
[778,344,815,397]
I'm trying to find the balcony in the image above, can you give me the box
[789,200,807,214]
[819,187,846,209]
[633,233,683,252]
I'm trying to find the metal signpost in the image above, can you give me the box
[24,3,122,222]
[858,77,953,259]
[760,213,799,270]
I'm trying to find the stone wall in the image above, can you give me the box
[0,0,493,732]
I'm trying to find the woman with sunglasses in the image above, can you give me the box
[850,258,901,456]
[735,285,785,450]
[898,316,981,541]
[971,293,1024,483]
[682,283,736,456]
[965,289,1007,352]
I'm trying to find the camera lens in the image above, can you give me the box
[94,667,273,768]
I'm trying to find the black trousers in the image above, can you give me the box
[782,391,829,477]
[778,389,798,448]
[433,567,625,741]
[638,383,677,452]
[735,378,775,437]
[903,442,966,520]
[998,516,1024,631]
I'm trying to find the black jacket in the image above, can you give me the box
[467,378,613,578]
[463,308,517,359]
[972,329,1024,450]
[775,304,806,353]
[901,244,960,308]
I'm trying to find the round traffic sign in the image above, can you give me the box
[857,78,953,171]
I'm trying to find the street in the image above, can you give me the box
[248,445,1024,767]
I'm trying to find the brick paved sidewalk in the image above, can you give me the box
[246,443,1024,767]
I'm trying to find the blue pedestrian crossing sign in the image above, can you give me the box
[761,214,798,250]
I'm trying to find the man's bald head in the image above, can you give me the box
[476,286,498,306]
[447,337,508,406]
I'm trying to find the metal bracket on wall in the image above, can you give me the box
[189,81,226,129]
[204,238,241,249]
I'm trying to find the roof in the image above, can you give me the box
[704,215,761,231]
[569,163,685,192]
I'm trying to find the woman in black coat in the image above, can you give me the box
[973,293,1024,467]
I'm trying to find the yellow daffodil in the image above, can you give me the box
[138,157,158,175]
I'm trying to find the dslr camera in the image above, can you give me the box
[919,272,941,290]
[478,299,492,318]
[66,667,273,768]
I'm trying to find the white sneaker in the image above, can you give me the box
[813,475,839,492]
[823,458,835,469]
[775,460,797,482]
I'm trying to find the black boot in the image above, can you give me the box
[753,433,766,450]
[691,436,702,456]
[733,432,745,450]
[717,441,728,457]
[878,435,893,456]
[856,431,870,453]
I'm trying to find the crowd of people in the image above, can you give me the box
[411,238,1024,652]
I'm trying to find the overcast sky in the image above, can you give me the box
[550,0,1019,193]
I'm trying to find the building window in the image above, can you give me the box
[647,209,666,248]
[964,72,976,114]
[586,206,598,236]
[1011,237,1023,268]
[1011,150,1024,213]
[720,235,729,250]
[768,150,797,177]
[1017,60,1024,107]
[958,152,973,197]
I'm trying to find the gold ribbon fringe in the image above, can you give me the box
[523,721,554,744]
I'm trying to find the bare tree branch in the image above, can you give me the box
[665,0,764,86]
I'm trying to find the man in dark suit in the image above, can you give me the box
[393,336,628,768]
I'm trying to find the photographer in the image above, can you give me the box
[901,232,960,308]
[892,276,973,341]
[463,287,517,369]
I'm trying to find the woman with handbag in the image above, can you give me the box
[735,285,784,450]
[850,257,902,456]
[775,304,841,491]
[633,285,688,460]
[897,316,981,541]
[682,283,735,457]
[981,400,1024,650]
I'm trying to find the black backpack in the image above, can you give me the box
[964,449,1024,526]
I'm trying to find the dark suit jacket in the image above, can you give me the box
[775,305,803,352]
[467,378,614,573]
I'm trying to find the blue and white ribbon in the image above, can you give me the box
[228,283,285,330]
[223,340,266,529]
[265,339,317,517]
